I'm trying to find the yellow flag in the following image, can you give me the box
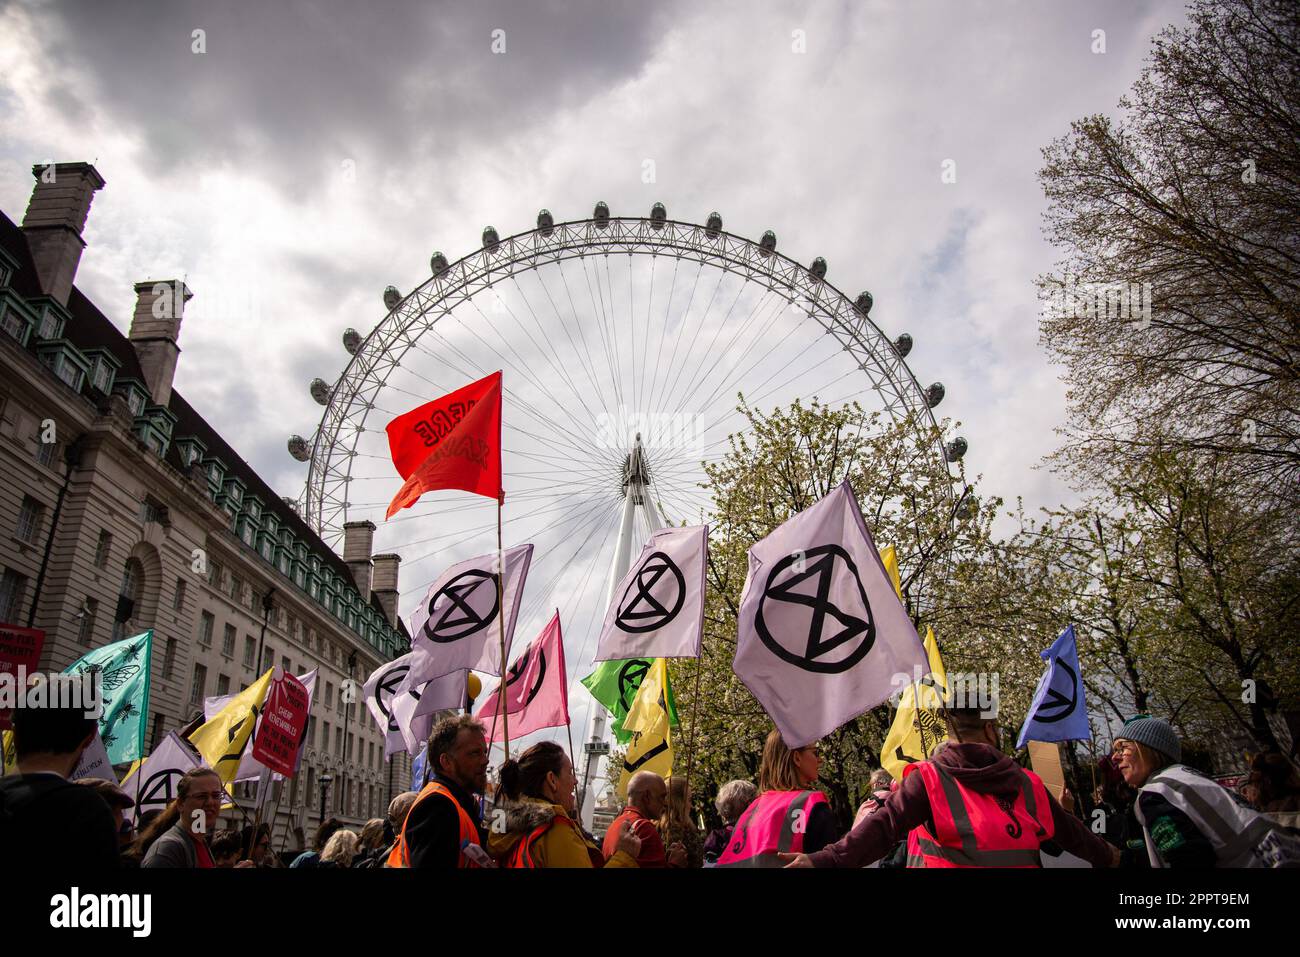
[188,668,273,788]
[618,659,673,799]
[881,626,949,780]
[2,730,15,774]
[880,545,903,600]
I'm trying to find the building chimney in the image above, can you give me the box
[21,162,106,307]
[129,280,192,407]
[372,553,401,627]
[342,520,376,599]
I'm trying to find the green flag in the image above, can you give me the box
[581,657,678,744]
[62,631,153,765]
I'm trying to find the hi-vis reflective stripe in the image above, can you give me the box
[1144,769,1274,865]
[715,790,814,868]
[909,836,1042,868]
[927,764,1044,866]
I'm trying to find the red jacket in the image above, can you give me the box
[602,806,669,867]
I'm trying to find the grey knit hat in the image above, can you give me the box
[1118,716,1181,763]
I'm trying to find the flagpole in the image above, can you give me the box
[683,655,703,795]
[496,497,511,762]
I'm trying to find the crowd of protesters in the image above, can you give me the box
[2,694,1297,869]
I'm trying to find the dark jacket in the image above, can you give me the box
[807,743,1115,868]
[0,771,120,869]
[703,824,733,863]
[402,773,487,868]
[142,821,203,868]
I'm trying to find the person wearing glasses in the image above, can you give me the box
[137,768,225,868]
[715,728,838,867]
[1112,715,1296,868]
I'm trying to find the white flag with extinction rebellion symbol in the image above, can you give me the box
[594,524,708,662]
[403,543,534,685]
[734,481,927,749]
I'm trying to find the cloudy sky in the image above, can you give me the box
[1,0,1190,764]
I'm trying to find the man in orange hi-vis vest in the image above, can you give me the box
[781,706,1121,869]
[389,715,491,868]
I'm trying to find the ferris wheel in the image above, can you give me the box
[286,203,966,690]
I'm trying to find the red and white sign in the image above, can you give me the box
[251,671,309,776]
[0,624,44,731]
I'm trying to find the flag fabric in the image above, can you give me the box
[476,611,569,743]
[410,744,429,791]
[733,481,928,749]
[188,668,273,788]
[404,543,533,682]
[617,658,674,799]
[581,657,679,745]
[209,670,321,780]
[363,653,419,756]
[120,731,207,817]
[206,670,318,783]
[386,370,503,517]
[881,626,950,779]
[594,525,708,661]
[1,729,14,774]
[62,630,153,765]
[1016,624,1091,749]
[392,670,468,756]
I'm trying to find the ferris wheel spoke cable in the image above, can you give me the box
[742,334,852,408]
[646,261,707,420]
[407,337,609,465]
[540,261,616,416]
[499,279,610,433]
[661,278,759,421]
[576,256,624,414]
[460,297,609,453]
[669,285,785,419]
[688,305,816,420]
[600,255,626,415]
[657,266,731,420]
[643,255,682,428]
[668,289,797,421]
[517,493,622,632]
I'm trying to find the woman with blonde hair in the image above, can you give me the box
[658,776,704,868]
[716,727,840,866]
[320,828,360,868]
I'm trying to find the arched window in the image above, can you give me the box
[112,557,145,641]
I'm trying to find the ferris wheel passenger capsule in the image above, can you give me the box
[383,286,401,310]
[854,291,874,317]
[705,212,723,239]
[430,251,449,277]
[537,209,554,236]
[893,333,913,358]
[310,378,332,406]
[759,230,777,256]
[810,257,827,279]
[482,226,500,251]
[925,382,946,408]
[593,201,610,228]
[650,203,667,229]
[342,328,361,354]
[945,437,968,462]
[287,435,311,461]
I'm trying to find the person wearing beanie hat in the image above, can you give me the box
[1114,715,1295,867]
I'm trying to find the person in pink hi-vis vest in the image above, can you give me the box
[716,728,841,867]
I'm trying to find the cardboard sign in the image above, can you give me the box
[1027,740,1066,801]
[251,671,309,776]
[0,625,45,731]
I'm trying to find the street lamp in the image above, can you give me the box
[319,773,333,827]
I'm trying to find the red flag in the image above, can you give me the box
[385,371,502,517]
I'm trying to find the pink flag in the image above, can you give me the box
[476,611,569,744]
[733,481,928,748]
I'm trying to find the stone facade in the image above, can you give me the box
[0,162,413,851]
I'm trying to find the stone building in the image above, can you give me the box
[0,162,412,849]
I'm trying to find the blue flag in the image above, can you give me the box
[1016,624,1090,749]
[410,744,429,792]
[62,631,153,765]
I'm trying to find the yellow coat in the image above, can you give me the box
[488,796,638,868]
